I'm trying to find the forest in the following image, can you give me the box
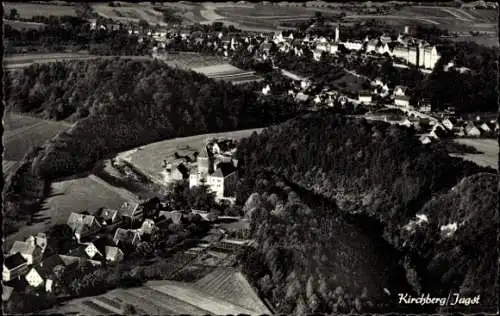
[234,112,498,314]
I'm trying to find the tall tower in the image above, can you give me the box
[404,25,409,34]
[335,24,340,43]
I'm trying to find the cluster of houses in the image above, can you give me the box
[161,138,239,202]
[1,197,191,301]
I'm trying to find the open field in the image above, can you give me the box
[192,63,264,84]
[4,174,138,248]
[450,138,498,170]
[46,270,269,315]
[4,53,153,70]
[92,3,166,25]
[116,128,263,185]
[3,19,47,30]
[3,2,77,18]
[3,118,71,161]
[155,53,263,84]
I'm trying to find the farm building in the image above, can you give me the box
[67,213,102,243]
[3,253,29,282]
[9,240,43,265]
[464,122,482,137]
[394,95,411,108]
[358,92,373,104]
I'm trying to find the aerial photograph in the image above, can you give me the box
[1,0,498,314]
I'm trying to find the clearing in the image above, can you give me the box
[116,128,263,185]
[450,138,498,170]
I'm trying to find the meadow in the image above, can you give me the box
[116,128,263,185]
[4,174,138,248]
[3,2,77,18]
[450,138,498,170]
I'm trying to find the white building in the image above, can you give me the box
[358,93,372,104]
[394,95,411,108]
[342,41,363,51]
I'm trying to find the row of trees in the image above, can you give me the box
[234,112,497,312]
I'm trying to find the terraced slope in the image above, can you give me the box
[195,267,272,314]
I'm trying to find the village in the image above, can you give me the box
[3,5,498,313]
[2,137,265,313]
[112,18,498,143]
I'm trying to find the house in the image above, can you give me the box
[208,162,238,199]
[140,219,156,235]
[157,211,184,225]
[113,228,142,247]
[9,241,43,265]
[393,85,408,97]
[394,95,411,108]
[25,255,71,292]
[67,212,102,242]
[479,122,492,133]
[295,92,309,102]
[442,118,456,131]
[96,208,121,226]
[419,135,433,144]
[25,233,48,254]
[162,161,190,184]
[58,254,101,267]
[464,122,481,137]
[118,201,143,223]
[3,253,29,282]
[358,92,372,104]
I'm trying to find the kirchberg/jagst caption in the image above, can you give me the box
[398,293,481,306]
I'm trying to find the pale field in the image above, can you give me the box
[3,118,71,161]
[117,128,263,185]
[450,138,498,170]
[4,19,46,30]
[92,3,166,25]
[4,175,138,248]
[192,63,246,75]
[3,2,77,18]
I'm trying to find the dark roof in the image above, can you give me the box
[3,278,28,292]
[114,228,140,244]
[91,236,113,254]
[68,245,89,258]
[97,208,119,223]
[177,163,190,179]
[4,253,27,269]
[34,255,66,279]
[213,162,236,178]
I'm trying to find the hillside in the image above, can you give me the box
[3,58,296,235]
[234,112,498,313]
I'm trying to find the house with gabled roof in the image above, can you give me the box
[3,253,29,282]
[394,95,411,108]
[67,212,102,242]
[208,162,238,199]
[465,122,481,137]
[25,255,75,292]
[113,228,142,248]
[96,208,121,226]
[9,241,43,265]
[158,211,184,225]
[119,201,143,223]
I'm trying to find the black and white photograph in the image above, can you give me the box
[2,0,499,314]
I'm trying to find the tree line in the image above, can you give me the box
[233,112,497,313]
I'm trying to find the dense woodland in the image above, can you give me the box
[3,59,296,234]
[234,113,498,313]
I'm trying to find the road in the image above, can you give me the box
[4,53,152,69]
